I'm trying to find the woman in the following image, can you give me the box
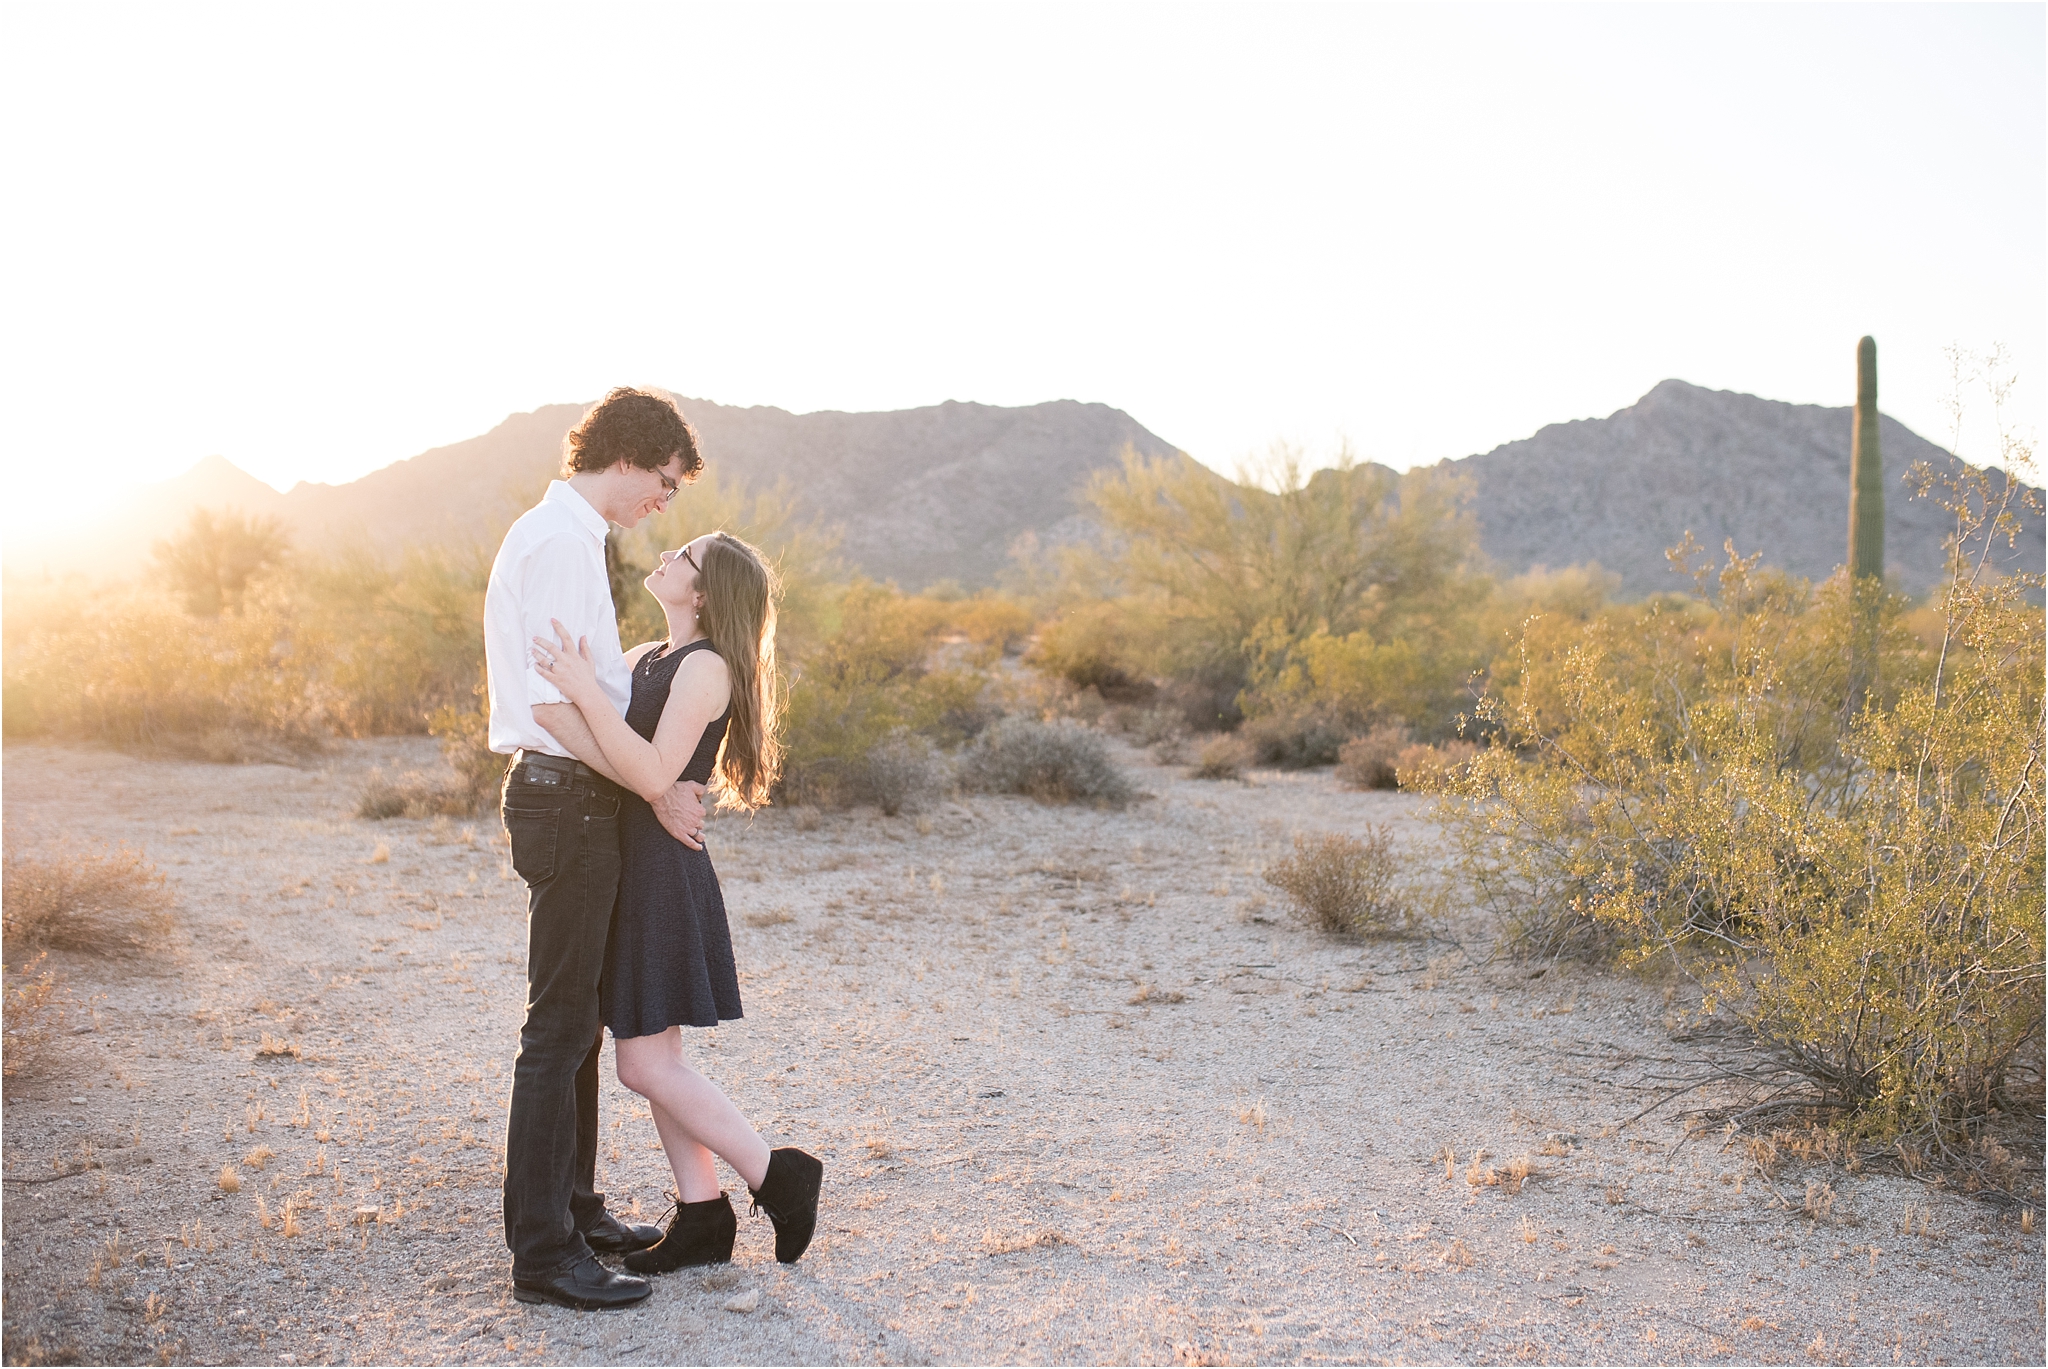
[531,531,822,1273]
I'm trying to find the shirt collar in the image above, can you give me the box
[543,480,610,544]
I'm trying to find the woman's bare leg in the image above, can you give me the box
[646,1104,721,1202]
[615,1028,771,1196]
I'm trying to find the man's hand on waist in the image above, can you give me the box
[653,781,708,850]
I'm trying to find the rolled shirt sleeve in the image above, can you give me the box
[515,535,591,709]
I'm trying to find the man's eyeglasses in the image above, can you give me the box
[654,470,680,507]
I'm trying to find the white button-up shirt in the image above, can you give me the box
[484,481,633,757]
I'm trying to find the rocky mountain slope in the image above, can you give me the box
[1448,378,2039,598]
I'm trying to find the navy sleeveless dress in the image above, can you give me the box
[600,638,743,1037]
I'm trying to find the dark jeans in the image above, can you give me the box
[500,761,622,1277]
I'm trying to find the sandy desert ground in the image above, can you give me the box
[2,737,2042,1366]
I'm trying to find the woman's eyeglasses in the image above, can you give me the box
[679,544,700,573]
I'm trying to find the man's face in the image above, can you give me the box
[614,454,689,530]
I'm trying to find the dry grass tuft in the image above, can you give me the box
[1,954,70,1080]
[1801,1179,1838,1221]
[243,1144,276,1171]
[1,843,175,958]
[254,1032,301,1060]
[1465,1153,1537,1194]
[743,908,796,928]
[983,1228,1070,1255]
[217,1166,241,1193]
[1262,827,1410,937]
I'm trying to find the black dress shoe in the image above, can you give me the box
[511,1255,652,1310]
[582,1210,664,1255]
[748,1147,824,1264]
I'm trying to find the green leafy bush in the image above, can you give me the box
[1078,444,1494,737]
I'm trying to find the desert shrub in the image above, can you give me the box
[1190,735,1253,780]
[1436,454,2045,1154]
[152,507,290,617]
[1028,600,1154,698]
[1262,828,1410,936]
[776,580,1002,806]
[1,844,175,958]
[945,594,1037,654]
[958,717,1134,807]
[2,954,69,1080]
[3,536,490,752]
[1238,707,1352,769]
[2,580,339,752]
[1393,740,1478,791]
[1149,735,1191,766]
[1106,704,1184,748]
[293,545,490,736]
[1334,724,1412,789]
[864,730,950,816]
[428,708,503,813]
[355,768,477,821]
[609,467,840,661]
[1082,445,1493,736]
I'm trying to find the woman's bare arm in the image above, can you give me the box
[532,625,730,803]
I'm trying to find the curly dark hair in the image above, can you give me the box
[561,387,703,481]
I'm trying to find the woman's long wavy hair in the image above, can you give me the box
[696,531,782,809]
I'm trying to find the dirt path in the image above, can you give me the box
[3,738,2041,1365]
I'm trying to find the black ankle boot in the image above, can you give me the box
[748,1147,823,1264]
[624,1193,736,1274]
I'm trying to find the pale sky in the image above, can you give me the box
[1,1,2040,538]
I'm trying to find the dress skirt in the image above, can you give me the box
[600,793,744,1037]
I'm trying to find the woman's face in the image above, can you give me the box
[645,536,710,612]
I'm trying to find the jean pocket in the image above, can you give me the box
[584,791,621,821]
[503,806,561,885]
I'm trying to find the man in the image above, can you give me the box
[484,386,709,1310]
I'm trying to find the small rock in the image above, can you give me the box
[1545,1131,1582,1150]
[68,1097,86,1105]
[71,1025,94,1035]
[723,1289,760,1314]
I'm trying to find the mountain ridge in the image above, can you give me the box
[8,382,2038,598]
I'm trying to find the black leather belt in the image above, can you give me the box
[510,749,615,790]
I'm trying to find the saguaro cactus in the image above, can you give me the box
[1848,335,1884,580]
